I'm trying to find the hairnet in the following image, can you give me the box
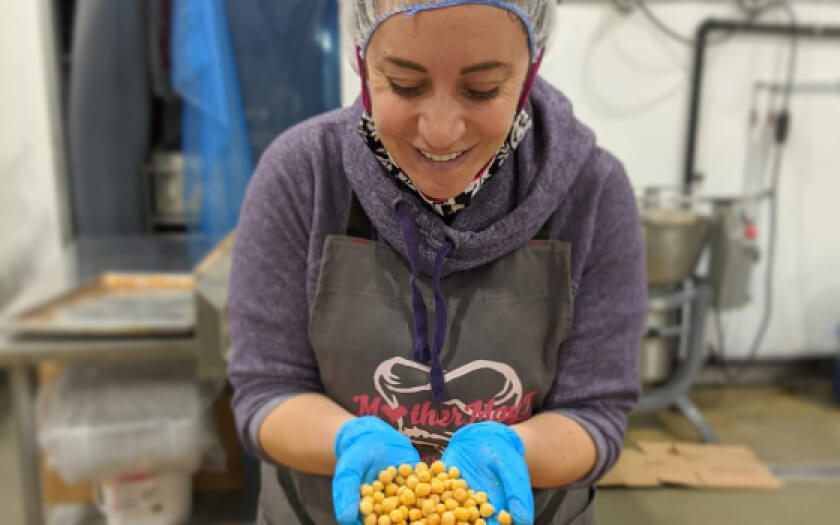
[342,0,556,67]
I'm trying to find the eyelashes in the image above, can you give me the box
[387,80,500,101]
[388,81,423,98]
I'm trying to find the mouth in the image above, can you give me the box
[419,149,466,162]
[413,146,474,173]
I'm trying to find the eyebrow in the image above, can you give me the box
[383,57,509,75]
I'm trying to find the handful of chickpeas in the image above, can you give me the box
[358,460,513,525]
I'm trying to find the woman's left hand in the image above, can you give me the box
[440,421,534,525]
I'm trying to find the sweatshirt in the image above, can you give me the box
[227,76,647,488]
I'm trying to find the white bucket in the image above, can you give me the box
[94,471,192,525]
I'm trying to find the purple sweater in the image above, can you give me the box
[227,77,646,487]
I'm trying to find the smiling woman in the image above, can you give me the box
[365,5,530,199]
[228,1,647,525]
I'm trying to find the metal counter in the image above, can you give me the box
[0,237,216,525]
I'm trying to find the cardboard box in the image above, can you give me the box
[598,440,783,490]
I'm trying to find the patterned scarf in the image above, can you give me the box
[358,110,533,216]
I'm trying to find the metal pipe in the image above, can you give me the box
[682,19,840,193]
[755,79,840,93]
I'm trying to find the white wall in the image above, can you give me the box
[341,2,840,358]
[0,0,64,311]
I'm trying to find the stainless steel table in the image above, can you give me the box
[0,237,209,525]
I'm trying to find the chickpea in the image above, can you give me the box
[386,484,398,496]
[415,482,431,497]
[445,498,458,511]
[364,515,377,525]
[453,488,467,503]
[430,479,445,494]
[382,496,398,513]
[498,510,513,525]
[427,514,441,525]
[373,481,385,492]
[415,462,429,472]
[474,520,486,525]
[440,511,456,525]
[379,470,394,484]
[389,509,403,523]
[422,499,436,517]
[374,491,385,503]
[417,469,432,483]
[378,515,391,525]
[362,484,374,497]
[395,475,406,486]
[360,497,375,515]
[479,502,495,518]
[406,475,419,490]
[430,461,446,475]
[399,464,414,477]
[453,507,469,521]
[400,489,416,506]
[447,466,460,479]
[468,507,480,521]
[474,492,488,505]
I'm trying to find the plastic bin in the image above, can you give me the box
[38,361,213,484]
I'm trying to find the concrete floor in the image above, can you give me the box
[1,369,839,525]
[597,372,840,524]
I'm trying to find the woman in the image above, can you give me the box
[228,1,646,524]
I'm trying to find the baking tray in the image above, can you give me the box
[3,273,196,337]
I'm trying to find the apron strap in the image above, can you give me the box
[346,191,554,241]
[535,489,568,525]
[347,192,376,239]
[275,466,316,525]
[533,220,552,241]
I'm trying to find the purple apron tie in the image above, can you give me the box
[396,203,453,402]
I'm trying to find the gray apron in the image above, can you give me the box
[258,197,597,525]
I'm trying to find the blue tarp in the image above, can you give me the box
[171,0,341,257]
[225,0,341,158]
[172,0,254,253]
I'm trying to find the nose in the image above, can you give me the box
[417,92,466,152]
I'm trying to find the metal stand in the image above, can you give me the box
[9,363,45,525]
[636,282,719,443]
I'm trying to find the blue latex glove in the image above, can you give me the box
[441,421,534,525]
[333,416,421,525]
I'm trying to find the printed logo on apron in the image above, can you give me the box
[352,357,539,460]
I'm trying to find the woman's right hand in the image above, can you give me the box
[333,416,421,525]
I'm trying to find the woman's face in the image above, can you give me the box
[365,5,531,200]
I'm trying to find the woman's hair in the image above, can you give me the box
[341,0,557,71]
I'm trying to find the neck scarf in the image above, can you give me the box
[357,110,532,216]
